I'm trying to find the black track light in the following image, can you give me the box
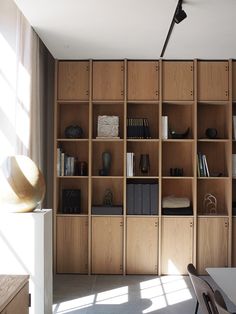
[160,0,187,58]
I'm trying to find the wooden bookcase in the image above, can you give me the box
[54,59,235,275]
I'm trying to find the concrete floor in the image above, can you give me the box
[53,275,236,314]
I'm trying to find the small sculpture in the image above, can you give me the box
[103,189,113,206]
[205,128,217,139]
[64,125,83,138]
[203,193,217,214]
[169,127,190,139]
[139,154,150,174]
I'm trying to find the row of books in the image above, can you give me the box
[197,152,210,177]
[127,118,151,138]
[57,147,76,176]
[127,152,135,176]
[61,189,81,214]
[127,183,158,215]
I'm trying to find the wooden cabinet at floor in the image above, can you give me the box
[57,61,89,100]
[92,61,124,100]
[127,61,159,100]
[232,217,236,266]
[161,217,193,275]
[197,217,228,274]
[56,216,88,273]
[197,61,229,101]
[162,61,194,101]
[126,217,158,274]
[92,217,123,274]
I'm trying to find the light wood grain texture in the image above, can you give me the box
[161,217,193,274]
[127,102,159,139]
[58,178,88,214]
[197,179,230,215]
[126,217,158,274]
[58,103,89,138]
[93,61,124,100]
[197,217,228,274]
[127,141,159,176]
[92,141,123,176]
[197,103,230,139]
[198,61,229,101]
[162,61,194,101]
[127,61,159,100]
[162,103,193,138]
[162,142,194,176]
[92,178,123,206]
[58,61,89,100]
[92,217,123,274]
[233,217,236,266]
[56,216,88,273]
[0,275,29,314]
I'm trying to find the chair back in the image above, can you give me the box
[214,290,231,314]
[187,264,218,314]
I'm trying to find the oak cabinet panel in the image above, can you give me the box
[126,217,158,274]
[56,216,88,273]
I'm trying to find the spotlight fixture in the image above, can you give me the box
[174,2,187,24]
[160,0,187,58]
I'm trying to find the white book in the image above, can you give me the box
[126,153,131,177]
[131,152,133,177]
[162,116,168,139]
[202,154,210,177]
[233,116,236,140]
[57,148,61,176]
[61,153,65,176]
[70,157,75,176]
[233,154,236,178]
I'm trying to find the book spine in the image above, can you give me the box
[61,153,65,176]
[127,184,134,215]
[134,184,142,215]
[162,116,168,139]
[198,152,204,177]
[142,184,150,215]
[203,154,210,177]
[150,184,158,215]
[57,148,61,176]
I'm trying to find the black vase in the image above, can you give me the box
[64,125,83,138]
[139,154,150,174]
[99,151,111,176]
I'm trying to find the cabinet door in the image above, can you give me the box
[233,217,236,267]
[93,61,124,100]
[197,217,228,274]
[127,217,158,274]
[161,217,193,274]
[128,61,159,100]
[162,61,194,101]
[92,217,123,274]
[56,216,88,273]
[198,61,229,101]
[58,61,89,100]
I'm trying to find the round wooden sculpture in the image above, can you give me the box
[0,155,45,212]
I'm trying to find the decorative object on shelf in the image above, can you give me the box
[169,127,190,139]
[203,193,217,214]
[139,154,150,174]
[103,189,113,206]
[162,195,192,215]
[99,151,112,176]
[170,168,184,176]
[64,124,83,138]
[62,189,81,214]
[77,161,88,176]
[205,128,217,139]
[0,155,45,212]
[97,115,119,138]
[162,116,168,139]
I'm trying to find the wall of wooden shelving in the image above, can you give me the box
[53,59,236,275]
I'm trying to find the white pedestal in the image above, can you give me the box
[0,209,52,314]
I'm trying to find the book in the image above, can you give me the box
[150,184,158,215]
[126,184,134,215]
[62,189,81,214]
[198,152,205,177]
[162,116,168,139]
[142,184,150,215]
[233,154,236,178]
[202,154,210,177]
[134,184,142,215]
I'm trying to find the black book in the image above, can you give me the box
[62,189,81,214]
[142,184,150,215]
[150,184,158,215]
[127,184,134,214]
[134,184,142,215]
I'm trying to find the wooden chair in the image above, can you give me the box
[187,263,218,314]
[214,290,236,314]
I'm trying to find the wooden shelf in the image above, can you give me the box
[57,138,89,142]
[92,138,123,142]
[57,100,89,104]
[162,139,194,143]
[127,139,159,142]
[162,100,194,105]
[197,101,229,105]
[56,214,88,217]
[92,176,124,179]
[127,176,159,179]
[127,100,159,104]
[198,139,230,142]
[162,176,194,179]
[57,176,88,179]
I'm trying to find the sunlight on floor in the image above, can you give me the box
[53,276,193,314]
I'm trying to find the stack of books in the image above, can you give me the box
[57,147,76,176]
[61,189,81,214]
[126,183,158,215]
[127,118,151,138]
[197,152,210,177]
[126,152,135,176]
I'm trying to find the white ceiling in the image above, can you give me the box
[14,0,236,60]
